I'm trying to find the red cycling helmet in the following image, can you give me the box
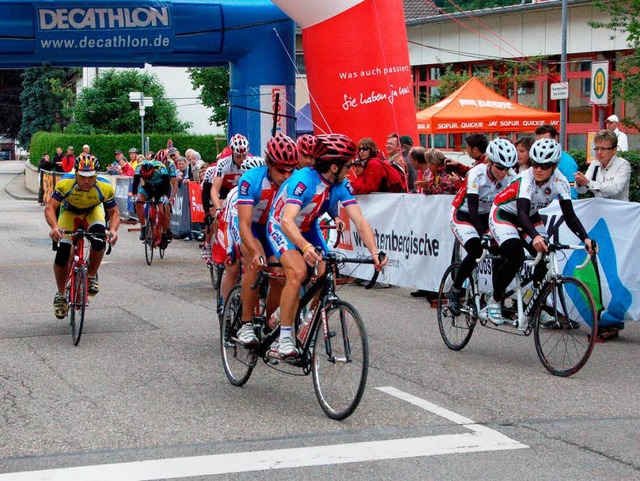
[154,149,168,164]
[312,134,357,163]
[296,134,317,157]
[139,161,156,180]
[266,133,299,167]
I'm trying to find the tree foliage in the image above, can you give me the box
[18,66,77,148]
[0,70,24,139]
[187,67,230,132]
[70,69,189,135]
[590,1,640,130]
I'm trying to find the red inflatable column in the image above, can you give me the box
[272,0,418,148]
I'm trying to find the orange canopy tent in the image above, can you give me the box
[416,77,560,134]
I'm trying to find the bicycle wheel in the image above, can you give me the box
[70,266,87,346]
[533,276,598,377]
[437,262,476,351]
[312,300,368,420]
[144,217,154,265]
[220,285,255,386]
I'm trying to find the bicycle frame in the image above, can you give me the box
[472,242,592,330]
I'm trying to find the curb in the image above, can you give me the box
[3,186,38,201]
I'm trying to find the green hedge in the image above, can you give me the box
[29,132,227,168]
[568,149,640,203]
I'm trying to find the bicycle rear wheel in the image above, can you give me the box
[144,217,154,265]
[312,300,368,420]
[533,276,598,377]
[70,266,87,346]
[213,264,225,327]
[437,262,476,351]
[220,285,255,386]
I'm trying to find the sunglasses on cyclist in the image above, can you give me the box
[531,162,554,171]
[492,163,508,171]
[273,166,295,175]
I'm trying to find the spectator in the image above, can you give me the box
[385,133,409,191]
[168,147,180,164]
[575,129,631,201]
[59,146,75,173]
[605,115,629,152]
[38,152,55,205]
[176,156,189,185]
[145,150,155,161]
[82,144,91,155]
[136,154,145,166]
[53,146,65,173]
[535,124,578,199]
[107,151,124,175]
[408,146,428,189]
[514,135,535,173]
[193,159,207,183]
[184,149,200,179]
[349,138,389,194]
[117,155,135,176]
[128,148,140,169]
[400,135,417,192]
[445,133,489,179]
[416,148,458,195]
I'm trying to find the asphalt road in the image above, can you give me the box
[1,171,640,480]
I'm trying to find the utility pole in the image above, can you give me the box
[559,0,568,148]
[128,92,154,155]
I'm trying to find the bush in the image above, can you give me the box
[29,132,226,168]
[568,149,639,203]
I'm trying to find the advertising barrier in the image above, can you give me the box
[333,194,639,323]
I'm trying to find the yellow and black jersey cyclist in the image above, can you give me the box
[45,154,120,319]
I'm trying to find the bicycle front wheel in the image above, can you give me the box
[312,300,368,420]
[144,217,154,265]
[70,266,87,346]
[437,263,476,351]
[220,285,255,386]
[533,276,598,377]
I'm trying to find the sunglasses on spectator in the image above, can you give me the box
[358,147,370,151]
[531,162,554,170]
[593,146,615,152]
[273,166,295,174]
[492,163,508,171]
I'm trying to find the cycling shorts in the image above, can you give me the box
[267,224,329,260]
[488,208,546,246]
[138,184,169,201]
[449,206,489,246]
[58,205,105,245]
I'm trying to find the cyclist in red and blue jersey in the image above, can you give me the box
[234,134,298,346]
[266,133,386,358]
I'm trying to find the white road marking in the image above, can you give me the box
[0,388,527,480]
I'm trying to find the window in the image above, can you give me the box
[295,51,306,76]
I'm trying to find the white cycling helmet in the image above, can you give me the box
[486,138,517,168]
[529,138,561,164]
[230,133,249,155]
[241,156,266,172]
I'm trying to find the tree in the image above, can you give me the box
[70,69,190,135]
[18,67,77,148]
[0,70,24,139]
[188,67,230,132]
[591,2,640,130]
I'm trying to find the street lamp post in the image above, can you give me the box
[128,92,154,155]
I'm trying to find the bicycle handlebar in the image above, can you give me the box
[322,251,387,290]
[58,228,113,255]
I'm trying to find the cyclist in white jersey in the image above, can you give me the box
[447,138,516,315]
[486,138,596,325]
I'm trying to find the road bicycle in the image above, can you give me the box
[220,251,385,420]
[436,237,598,377]
[60,228,111,346]
[142,199,166,265]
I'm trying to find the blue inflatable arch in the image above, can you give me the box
[0,0,295,150]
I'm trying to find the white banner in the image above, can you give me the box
[335,194,639,324]
[334,194,456,291]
